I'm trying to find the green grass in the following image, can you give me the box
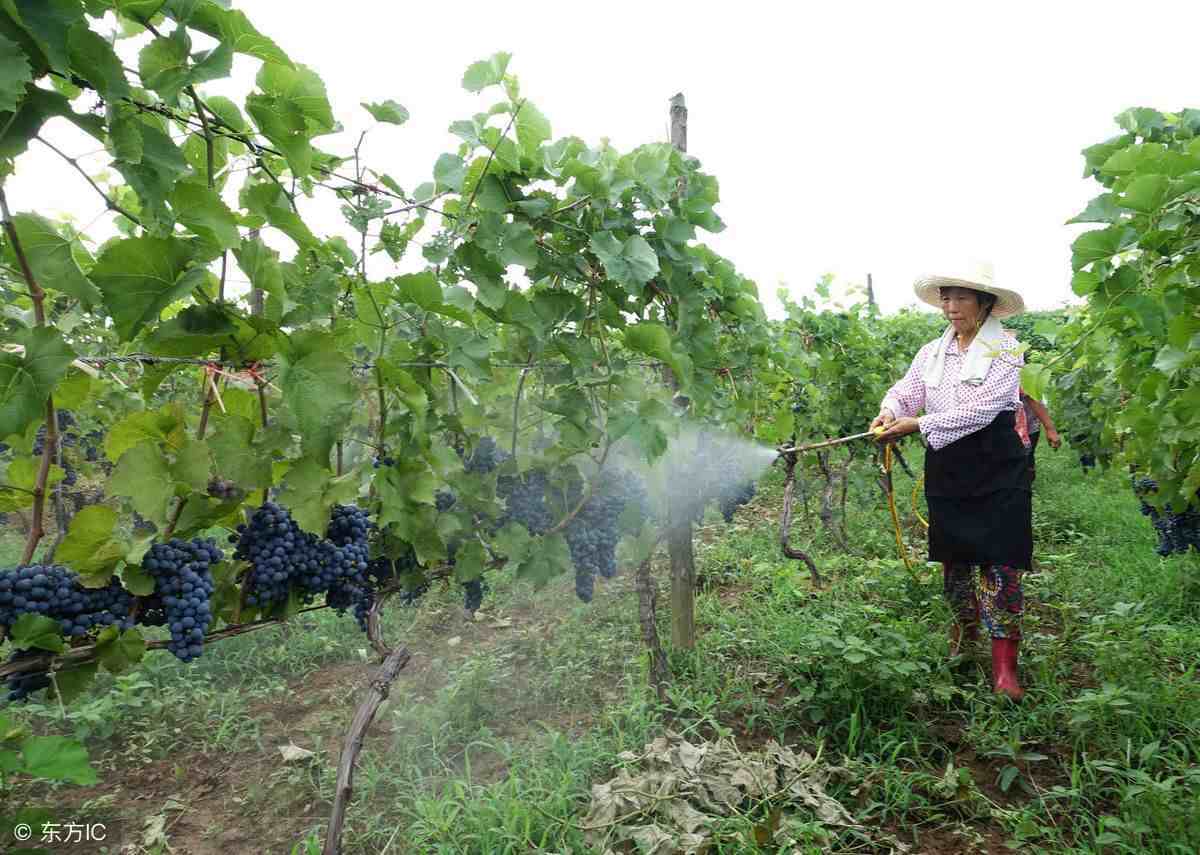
[3,444,1199,853]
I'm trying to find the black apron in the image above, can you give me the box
[924,411,1033,569]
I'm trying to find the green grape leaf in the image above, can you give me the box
[1066,193,1122,225]
[234,236,288,308]
[56,505,127,579]
[1020,363,1051,403]
[277,457,360,535]
[0,33,34,113]
[589,232,659,293]
[113,0,166,20]
[241,181,318,249]
[362,99,409,125]
[1152,345,1189,374]
[187,5,291,66]
[138,33,191,102]
[203,94,248,133]
[94,626,145,675]
[53,369,92,410]
[0,457,65,512]
[624,322,690,386]
[0,327,76,438]
[2,213,100,308]
[515,532,572,586]
[112,121,190,229]
[171,437,210,492]
[1070,226,1137,271]
[20,735,96,784]
[8,614,66,654]
[190,40,232,86]
[171,495,240,539]
[249,63,334,172]
[120,558,155,596]
[209,414,272,488]
[91,235,199,340]
[493,522,532,565]
[170,182,240,249]
[104,406,184,463]
[462,52,511,92]
[375,459,437,531]
[11,0,83,72]
[66,23,128,101]
[453,539,487,583]
[515,101,551,157]
[1117,174,1170,213]
[51,660,98,705]
[433,153,466,193]
[395,271,442,309]
[278,331,356,465]
[499,221,538,268]
[110,440,174,525]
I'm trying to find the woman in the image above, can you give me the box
[872,265,1030,701]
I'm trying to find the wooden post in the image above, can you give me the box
[666,93,697,650]
[866,273,876,310]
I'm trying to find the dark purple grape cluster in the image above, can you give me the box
[498,470,553,535]
[230,503,375,630]
[207,477,239,500]
[718,480,756,523]
[436,489,457,512]
[464,436,505,474]
[142,538,221,662]
[0,563,134,640]
[1133,478,1200,556]
[373,455,396,468]
[462,578,484,612]
[232,502,305,607]
[4,649,51,702]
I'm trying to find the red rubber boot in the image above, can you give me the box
[991,638,1025,701]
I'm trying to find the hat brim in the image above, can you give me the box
[913,275,1025,319]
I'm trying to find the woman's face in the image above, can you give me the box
[940,287,983,330]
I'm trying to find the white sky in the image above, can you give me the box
[11,0,1200,318]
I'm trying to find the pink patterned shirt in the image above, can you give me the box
[881,330,1023,451]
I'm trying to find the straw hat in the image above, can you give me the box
[913,261,1025,320]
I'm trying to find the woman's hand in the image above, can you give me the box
[875,416,920,443]
[870,408,896,431]
[1046,428,1062,450]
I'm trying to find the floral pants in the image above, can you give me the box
[942,562,1024,640]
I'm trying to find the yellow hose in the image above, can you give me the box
[912,475,928,529]
[882,444,917,576]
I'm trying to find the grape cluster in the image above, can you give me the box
[1133,478,1200,556]
[562,471,648,601]
[464,436,505,474]
[0,563,135,640]
[142,538,221,662]
[207,477,239,500]
[498,469,554,535]
[231,503,376,630]
[436,489,457,512]
[325,505,374,630]
[373,454,396,468]
[717,481,756,523]
[232,503,306,607]
[462,578,484,612]
[4,650,51,702]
